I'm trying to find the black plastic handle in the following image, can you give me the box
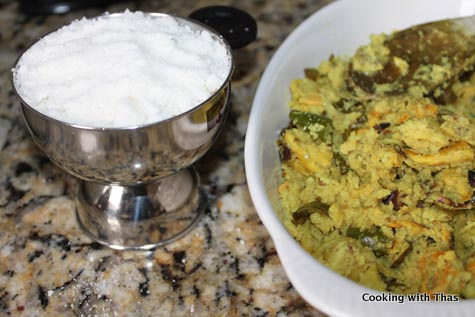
[189,6,257,50]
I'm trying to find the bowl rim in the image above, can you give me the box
[11,11,234,131]
[244,0,475,315]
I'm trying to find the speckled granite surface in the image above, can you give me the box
[0,1,332,316]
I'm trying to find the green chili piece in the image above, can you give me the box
[346,227,365,240]
[345,226,389,256]
[289,110,333,142]
[292,201,330,225]
[290,110,332,128]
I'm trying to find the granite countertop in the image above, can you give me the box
[0,1,331,316]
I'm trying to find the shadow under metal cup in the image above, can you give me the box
[13,13,234,250]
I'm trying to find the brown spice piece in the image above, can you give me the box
[382,190,407,211]
[374,122,391,133]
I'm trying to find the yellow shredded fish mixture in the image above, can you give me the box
[278,32,475,297]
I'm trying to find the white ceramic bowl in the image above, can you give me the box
[245,0,475,316]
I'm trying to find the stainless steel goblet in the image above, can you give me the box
[13,13,233,250]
